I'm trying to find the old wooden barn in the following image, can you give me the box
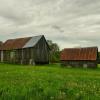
[0,35,50,65]
[60,47,98,68]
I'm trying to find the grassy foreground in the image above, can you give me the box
[0,64,100,100]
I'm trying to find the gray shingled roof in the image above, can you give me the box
[23,35,43,48]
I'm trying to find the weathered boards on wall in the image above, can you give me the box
[60,47,98,68]
[0,35,50,65]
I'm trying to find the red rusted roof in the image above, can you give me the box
[1,37,32,50]
[60,47,98,61]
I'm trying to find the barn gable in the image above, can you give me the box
[23,35,43,48]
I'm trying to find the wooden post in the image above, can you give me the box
[21,49,24,64]
[1,51,3,62]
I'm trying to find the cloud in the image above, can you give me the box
[0,0,100,50]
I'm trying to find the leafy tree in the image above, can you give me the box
[47,40,60,63]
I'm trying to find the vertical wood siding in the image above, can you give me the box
[0,36,50,65]
[61,61,97,68]
[34,36,49,64]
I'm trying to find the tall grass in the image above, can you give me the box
[0,63,100,100]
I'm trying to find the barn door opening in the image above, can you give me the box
[1,51,3,62]
[10,50,16,62]
[29,59,35,65]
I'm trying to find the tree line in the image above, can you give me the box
[47,40,60,63]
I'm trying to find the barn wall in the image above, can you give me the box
[0,36,50,65]
[14,49,22,64]
[2,50,12,63]
[20,36,50,65]
[61,61,97,68]
[0,51,3,62]
[0,51,1,61]
[34,36,49,64]
[1,49,22,64]
[3,50,10,63]
[22,48,35,65]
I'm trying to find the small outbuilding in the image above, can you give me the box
[0,35,50,65]
[60,47,98,68]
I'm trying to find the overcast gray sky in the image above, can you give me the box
[0,0,100,50]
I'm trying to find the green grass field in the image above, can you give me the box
[0,63,100,100]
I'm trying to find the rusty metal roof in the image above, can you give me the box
[1,37,31,50]
[60,47,98,61]
[0,35,43,50]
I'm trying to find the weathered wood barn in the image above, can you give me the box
[0,35,50,65]
[60,47,98,68]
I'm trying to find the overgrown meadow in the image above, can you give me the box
[0,63,100,100]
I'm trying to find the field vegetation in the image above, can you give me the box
[0,63,100,100]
